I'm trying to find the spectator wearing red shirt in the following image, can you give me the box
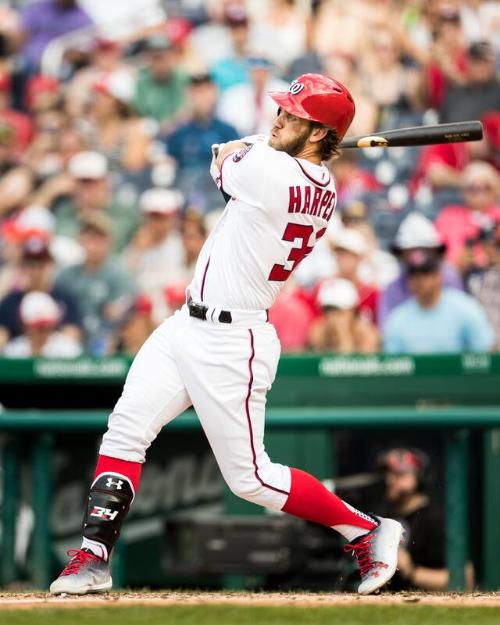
[435,161,500,270]
[412,140,469,196]
[269,281,315,353]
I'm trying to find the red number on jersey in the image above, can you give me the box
[268,223,315,281]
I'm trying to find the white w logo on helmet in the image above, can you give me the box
[288,80,304,95]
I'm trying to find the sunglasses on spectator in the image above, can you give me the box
[146,211,171,219]
[407,266,439,276]
[464,184,493,193]
[77,177,102,184]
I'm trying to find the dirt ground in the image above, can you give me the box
[0,591,499,610]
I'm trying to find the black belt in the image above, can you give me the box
[188,300,270,324]
[188,300,232,324]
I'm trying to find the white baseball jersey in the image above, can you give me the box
[100,142,338,519]
[188,142,337,310]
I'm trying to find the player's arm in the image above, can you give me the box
[215,141,247,168]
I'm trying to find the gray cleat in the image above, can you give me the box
[50,549,112,595]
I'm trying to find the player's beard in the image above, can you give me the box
[270,126,311,157]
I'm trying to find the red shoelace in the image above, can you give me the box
[344,532,375,577]
[60,549,99,577]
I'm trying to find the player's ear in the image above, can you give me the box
[309,125,328,144]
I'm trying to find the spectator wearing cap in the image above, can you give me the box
[79,70,150,173]
[134,34,189,130]
[209,5,251,92]
[477,222,500,351]
[379,213,463,327]
[217,55,288,136]
[383,248,493,353]
[440,41,500,124]
[66,38,128,119]
[24,74,60,114]
[435,161,500,273]
[375,448,458,591]
[328,227,379,324]
[15,0,94,73]
[308,278,379,353]
[56,213,135,354]
[163,74,237,211]
[123,188,185,322]
[0,235,81,350]
[3,291,82,357]
[41,151,139,252]
[0,205,56,299]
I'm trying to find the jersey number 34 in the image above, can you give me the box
[268,222,326,281]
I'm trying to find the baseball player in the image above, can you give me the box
[50,74,403,596]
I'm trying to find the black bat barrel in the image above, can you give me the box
[341,120,483,148]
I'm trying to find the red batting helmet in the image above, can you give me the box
[268,74,355,140]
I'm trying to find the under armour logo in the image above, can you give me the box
[106,477,123,490]
[289,80,304,95]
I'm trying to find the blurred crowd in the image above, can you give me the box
[0,0,498,357]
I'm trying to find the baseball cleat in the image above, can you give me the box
[344,515,403,595]
[49,548,112,595]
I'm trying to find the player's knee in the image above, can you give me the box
[100,427,148,464]
[225,473,264,503]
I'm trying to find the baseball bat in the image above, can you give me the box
[340,120,483,148]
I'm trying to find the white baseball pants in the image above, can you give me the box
[100,305,291,511]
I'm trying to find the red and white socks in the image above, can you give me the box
[282,468,377,541]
